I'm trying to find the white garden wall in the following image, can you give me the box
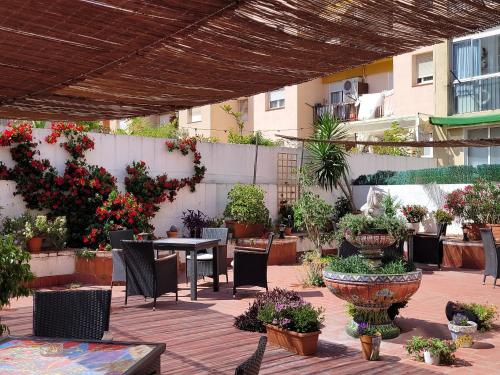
[0,126,436,237]
[352,184,468,235]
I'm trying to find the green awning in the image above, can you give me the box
[430,113,500,127]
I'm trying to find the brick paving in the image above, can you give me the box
[3,265,500,374]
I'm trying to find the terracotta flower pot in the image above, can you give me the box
[167,231,178,238]
[284,227,293,236]
[486,224,500,243]
[360,334,381,360]
[265,324,320,356]
[232,222,264,239]
[27,237,43,254]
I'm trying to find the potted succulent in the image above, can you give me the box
[401,204,428,233]
[257,296,324,355]
[357,323,381,361]
[181,209,208,238]
[24,215,49,254]
[224,184,270,238]
[405,336,456,366]
[434,208,453,236]
[448,313,477,348]
[167,225,178,238]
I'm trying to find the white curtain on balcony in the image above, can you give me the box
[357,93,384,120]
[453,39,480,114]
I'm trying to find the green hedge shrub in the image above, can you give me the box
[352,164,500,185]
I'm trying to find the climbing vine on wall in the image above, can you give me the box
[0,122,206,248]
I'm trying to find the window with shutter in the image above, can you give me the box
[188,107,202,123]
[416,53,433,84]
[268,88,285,109]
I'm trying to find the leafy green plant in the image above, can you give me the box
[205,216,224,228]
[306,112,352,207]
[328,255,414,275]
[221,104,245,135]
[458,302,498,331]
[2,213,34,248]
[224,184,270,225]
[335,214,408,244]
[332,196,351,222]
[0,235,34,334]
[357,322,381,336]
[405,336,456,365]
[381,193,400,218]
[278,202,294,228]
[347,303,389,325]
[434,209,454,225]
[300,252,331,287]
[23,215,49,240]
[372,122,411,156]
[293,190,333,252]
[227,130,280,146]
[75,248,97,259]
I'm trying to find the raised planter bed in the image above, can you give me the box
[237,237,297,265]
[75,252,112,285]
[443,239,484,270]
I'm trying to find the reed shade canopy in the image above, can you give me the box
[0,0,500,120]
[275,134,500,148]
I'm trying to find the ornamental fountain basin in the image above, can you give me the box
[323,269,422,339]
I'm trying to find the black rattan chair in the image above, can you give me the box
[33,289,111,340]
[109,229,134,288]
[480,228,500,288]
[233,233,274,297]
[122,240,178,310]
[412,224,447,269]
[235,336,267,375]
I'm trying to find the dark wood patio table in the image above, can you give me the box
[0,336,165,375]
[153,238,220,301]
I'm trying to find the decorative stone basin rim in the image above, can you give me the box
[323,269,422,284]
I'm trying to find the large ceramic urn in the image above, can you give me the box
[323,268,422,339]
[345,231,395,266]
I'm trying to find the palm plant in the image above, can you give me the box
[306,113,353,209]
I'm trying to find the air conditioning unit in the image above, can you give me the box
[342,77,368,102]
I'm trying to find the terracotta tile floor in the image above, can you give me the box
[3,265,500,374]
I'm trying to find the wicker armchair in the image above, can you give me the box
[122,240,178,310]
[109,229,134,287]
[235,336,267,375]
[480,228,499,288]
[412,224,447,268]
[186,227,229,283]
[33,290,111,340]
[233,233,274,297]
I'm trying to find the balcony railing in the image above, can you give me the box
[453,75,500,114]
[314,101,384,122]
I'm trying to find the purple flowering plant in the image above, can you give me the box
[257,292,324,333]
[357,322,381,337]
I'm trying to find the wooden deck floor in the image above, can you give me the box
[3,265,500,374]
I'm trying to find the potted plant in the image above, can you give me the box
[24,215,49,254]
[257,295,324,355]
[167,225,178,238]
[434,208,453,236]
[401,204,428,233]
[357,323,381,360]
[224,184,270,238]
[335,214,408,265]
[0,235,34,335]
[278,202,294,236]
[181,209,208,238]
[405,336,456,366]
[447,313,477,348]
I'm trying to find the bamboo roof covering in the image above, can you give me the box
[276,134,500,148]
[0,1,500,120]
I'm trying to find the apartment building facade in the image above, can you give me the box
[178,27,500,167]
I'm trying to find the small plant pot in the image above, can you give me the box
[167,231,178,238]
[265,324,320,356]
[466,223,485,241]
[359,334,381,361]
[448,321,477,348]
[284,227,293,236]
[423,350,440,365]
[27,237,43,254]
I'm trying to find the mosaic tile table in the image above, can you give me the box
[0,336,165,375]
